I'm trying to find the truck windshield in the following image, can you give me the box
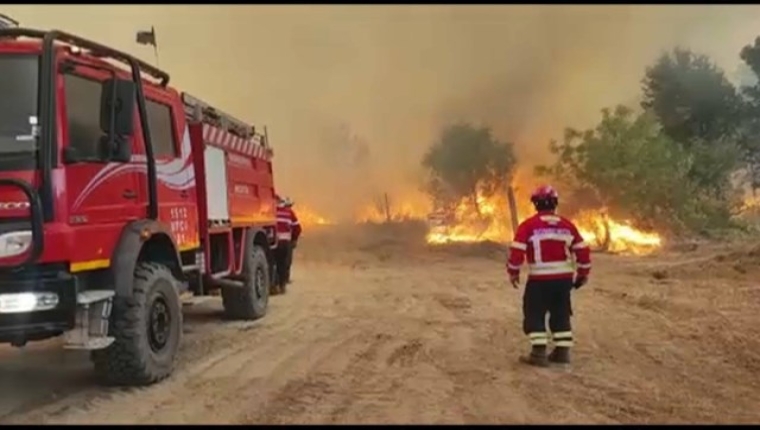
[0,55,39,154]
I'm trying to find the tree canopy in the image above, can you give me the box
[538,106,693,231]
[641,48,742,146]
[641,48,745,200]
[538,102,747,234]
[739,37,760,191]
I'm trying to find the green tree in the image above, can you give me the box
[642,47,743,146]
[641,48,744,203]
[738,37,760,192]
[537,106,738,233]
[739,37,760,93]
[422,123,516,215]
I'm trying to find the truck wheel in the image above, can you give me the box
[222,234,269,320]
[91,262,183,386]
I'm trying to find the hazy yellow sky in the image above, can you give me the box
[5,5,760,219]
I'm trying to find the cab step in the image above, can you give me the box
[62,290,115,351]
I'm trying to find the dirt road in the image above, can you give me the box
[1,223,759,424]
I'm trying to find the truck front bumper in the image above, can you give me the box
[0,267,77,345]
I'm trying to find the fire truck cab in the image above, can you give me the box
[0,23,279,386]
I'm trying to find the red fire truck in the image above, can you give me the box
[0,23,280,386]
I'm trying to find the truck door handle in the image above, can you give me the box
[122,189,137,199]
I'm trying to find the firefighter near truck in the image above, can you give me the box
[0,24,282,386]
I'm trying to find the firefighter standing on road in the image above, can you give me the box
[506,185,591,367]
[274,195,301,293]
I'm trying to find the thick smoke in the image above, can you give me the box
[5,5,760,220]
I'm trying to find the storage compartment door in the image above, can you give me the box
[204,146,230,221]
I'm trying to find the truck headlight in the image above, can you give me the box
[0,292,59,314]
[0,230,32,258]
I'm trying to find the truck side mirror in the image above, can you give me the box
[100,78,136,138]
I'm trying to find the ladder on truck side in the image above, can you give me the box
[181,92,270,153]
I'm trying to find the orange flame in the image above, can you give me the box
[295,205,333,227]
[424,194,661,255]
[574,209,661,255]
[355,193,431,223]
[425,192,513,244]
[348,166,662,255]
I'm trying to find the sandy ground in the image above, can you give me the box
[1,222,759,424]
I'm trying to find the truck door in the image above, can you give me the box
[63,69,143,265]
[140,94,199,252]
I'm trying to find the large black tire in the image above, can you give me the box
[221,231,269,320]
[91,262,183,386]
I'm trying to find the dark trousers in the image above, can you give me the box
[522,278,574,348]
[274,240,293,287]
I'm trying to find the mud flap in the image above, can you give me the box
[63,290,116,350]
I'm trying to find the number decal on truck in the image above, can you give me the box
[169,206,197,250]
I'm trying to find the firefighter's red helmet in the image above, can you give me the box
[530,185,559,201]
[530,185,559,210]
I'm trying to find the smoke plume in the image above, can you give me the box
[5,5,760,220]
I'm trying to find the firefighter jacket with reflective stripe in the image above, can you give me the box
[276,206,301,242]
[506,211,591,281]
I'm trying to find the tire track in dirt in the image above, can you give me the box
[233,267,464,424]
[0,345,97,420]
[0,278,334,424]
[246,331,396,424]
[144,322,372,424]
[3,262,413,424]
[0,305,270,422]
[419,267,543,424]
[235,261,505,424]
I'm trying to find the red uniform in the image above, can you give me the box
[274,203,301,291]
[506,211,591,282]
[276,206,301,242]
[508,206,592,365]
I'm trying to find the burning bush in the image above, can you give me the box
[422,123,516,218]
[574,209,662,254]
[422,187,662,255]
[407,120,663,254]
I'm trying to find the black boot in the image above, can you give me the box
[548,346,571,365]
[519,345,549,367]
